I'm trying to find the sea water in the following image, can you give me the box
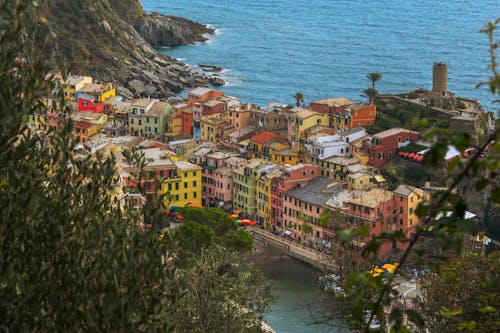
[141,0,498,109]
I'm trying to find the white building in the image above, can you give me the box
[305,127,366,159]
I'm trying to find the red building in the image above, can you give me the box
[182,109,194,135]
[270,164,321,231]
[77,94,104,113]
[362,128,420,168]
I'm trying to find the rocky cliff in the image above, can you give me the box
[31,0,223,99]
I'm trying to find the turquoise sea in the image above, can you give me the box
[141,0,498,109]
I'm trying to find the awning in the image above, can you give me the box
[374,175,386,182]
[284,230,292,236]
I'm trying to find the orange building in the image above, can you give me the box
[347,103,376,128]
[187,87,224,106]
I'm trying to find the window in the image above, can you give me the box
[409,207,413,214]
[409,218,412,226]
[184,182,188,189]
[159,170,164,178]
[193,192,197,198]
[175,183,179,190]
[400,219,403,225]
[400,207,403,213]
[168,183,172,191]
[175,194,179,201]
[138,119,142,125]
[184,193,188,199]
[193,181,197,187]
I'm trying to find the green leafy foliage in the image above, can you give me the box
[0,2,273,331]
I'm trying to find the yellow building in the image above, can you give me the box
[162,160,202,208]
[256,165,281,227]
[393,185,430,238]
[71,111,109,127]
[312,155,360,181]
[64,75,93,101]
[349,135,370,165]
[270,148,307,165]
[77,82,116,102]
[347,172,376,191]
[199,113,233,143]
[288,109,329,147]
[248,131,289,159]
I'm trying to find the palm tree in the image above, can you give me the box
[366,72,382,89]
[293,92,304,107]
[362,88,378,104]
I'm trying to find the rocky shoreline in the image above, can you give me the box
[33,0,225,100]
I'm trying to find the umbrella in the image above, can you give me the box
[230,213,239,219]
[170,206,179,212]
[176,214,184,220]
[462,152,468,157]
[247,221,257,225]
[408,153,415,158]
[399,151,404,156]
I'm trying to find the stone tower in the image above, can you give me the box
[432,62,448,94]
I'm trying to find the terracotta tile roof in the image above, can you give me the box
[250,131,284,145]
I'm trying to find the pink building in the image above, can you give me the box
[283,177,341,248]
[343,188,395,258]
[201,152,244,210]
[270,164,321,231]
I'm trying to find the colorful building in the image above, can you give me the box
[248,131,289,159]
[283,177,341,247]
[162,159,202,208]
[343,188,396,257]
[347,103,376,128]
[187,87,224,106]
[77,94,105,113]
[77,82,116,103]
[287,109,329,148]
[270,164,321,231]
[255,164,281,226]
[232,159,265,218]
[199,113,234,142]
[129,99,157,137]
[362,128,420,168]
[144,101,170,141]
[201,151,242,209]
[393,184,429,241]
[64,75,93,101]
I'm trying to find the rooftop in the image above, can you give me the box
[393,184,418,197]
[374,128,417,139]
[295,110,321,119]
[214,166,233,176]
[77,93,95,102]
[132,98,157,109]
[203,99,224,107]
[340,126,365,137]
[79,83,107,93]
[189,87,213,97]
[347,188,394,208]
[286,177,341,206]
[324,156,360,165]
[312,97,353,107]
[175,160,200,170]
[250,131,284,145]
[325,190,356,210]
[225,156,247,167]
[207,151,240,160]
[147,101,169,117]
[65,75,91,86]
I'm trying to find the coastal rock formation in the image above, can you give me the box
[30,0,223,99]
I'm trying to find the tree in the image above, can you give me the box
[293,91,304,107]
[363,87,378,104]
[0,1,273,331]
[367,72,382,89]
[172,245,274,333]
[418,251,500,332]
